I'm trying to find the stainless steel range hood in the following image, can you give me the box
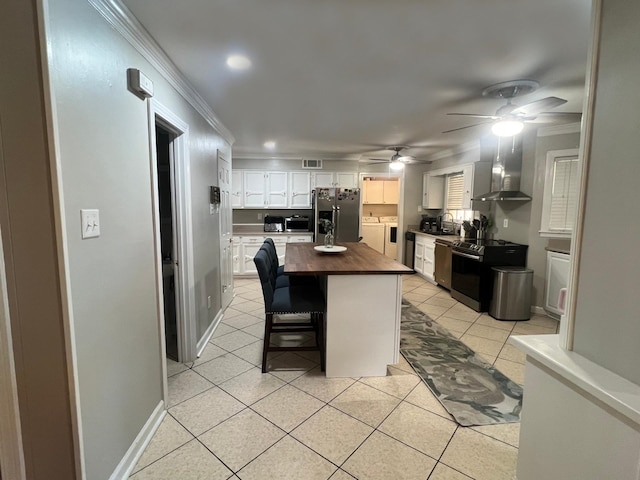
[473,136,531,201]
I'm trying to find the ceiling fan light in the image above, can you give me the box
[492,120,524,137]
[398,155,412,163]
[389,160,404,170]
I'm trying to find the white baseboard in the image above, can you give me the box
[531,305,547,316]
[196,310,223,357]
[109,401,165,480]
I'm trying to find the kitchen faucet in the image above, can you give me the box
[441,212,454,231]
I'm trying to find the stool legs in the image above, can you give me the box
[261,313,273,373]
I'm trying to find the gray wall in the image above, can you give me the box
[0,0,77,477]
[46,1,230,477]
[572,0,640,385]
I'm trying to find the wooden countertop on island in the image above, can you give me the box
[284,242,414,276]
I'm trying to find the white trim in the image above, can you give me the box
[87,0,234,145]
[196,310,224,357]
[38,1,86,476]
[108,401,165,480]
[538,231,572,239]
[539,148,580,238]
[148,99,197,369]
[536,122,582,137]
[531,305,550,317]
[0,229,26,480]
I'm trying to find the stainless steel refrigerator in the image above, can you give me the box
[313,188,361,243]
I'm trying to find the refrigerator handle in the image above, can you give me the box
[334,205,340,239]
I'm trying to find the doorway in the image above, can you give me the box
[217,151,233,309]
[155,125,179,361]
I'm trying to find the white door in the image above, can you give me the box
[266,172,288,208]
[218,152,233,309]
[289,172,312,208]
[231,170,243,208]
[243,171,266,207]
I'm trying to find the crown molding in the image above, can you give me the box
[87,0,235,144]
[232,152,362,161]
[537,122,582,137]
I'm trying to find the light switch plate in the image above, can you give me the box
[503,218,509,228]
[81,209,100,239]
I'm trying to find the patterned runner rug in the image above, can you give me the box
[400,300,523,426]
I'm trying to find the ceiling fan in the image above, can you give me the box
[443,80,581,136]
[366,146,432,170]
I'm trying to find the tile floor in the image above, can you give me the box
[130,275,558,480]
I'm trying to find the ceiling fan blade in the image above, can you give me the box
[447,113,499,120]
[523,112,582,124]
[511,96,567,116]
[442,121,492,134]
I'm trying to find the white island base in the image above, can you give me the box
[324,275,402,378]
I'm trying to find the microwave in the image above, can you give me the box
[284,216,310,232]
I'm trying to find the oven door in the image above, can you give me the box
[451,250,483,311]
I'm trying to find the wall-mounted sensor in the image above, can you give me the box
[127,68,154,98]
[210,186,221,204]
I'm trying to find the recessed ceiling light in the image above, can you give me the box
[226,55,252,70]
[264,141,276,149]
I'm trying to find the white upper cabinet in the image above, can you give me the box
[312,171,358,189]
[461,164,474,209]
[335,172,358,189]
[422,174,445,209]
[243,171,267,208]
[289,172,312,208]
[312,171,335,188]
[266,172,288,208]
[231,170,243,208]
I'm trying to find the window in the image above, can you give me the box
[540,149,580,237]
[445,173,473,221]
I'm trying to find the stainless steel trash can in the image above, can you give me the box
[490,266,533,321]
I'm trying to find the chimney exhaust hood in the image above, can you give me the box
[473,135,531,201]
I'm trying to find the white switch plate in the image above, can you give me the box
[81,209,100,239]
[503,218,509,228]
[207,296,211,309]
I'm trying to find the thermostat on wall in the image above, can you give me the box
[127,68,154,98]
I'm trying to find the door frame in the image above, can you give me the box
[217,150,234,310]
[147,100,196,392]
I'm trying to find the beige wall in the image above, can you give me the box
[0,0,78,477]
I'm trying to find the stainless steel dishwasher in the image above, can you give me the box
[434,240,452,289]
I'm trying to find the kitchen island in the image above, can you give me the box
[285,242,413,377]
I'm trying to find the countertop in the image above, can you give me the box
[284,242,413,275]
[233,223,313,236]
[408,229,461,245]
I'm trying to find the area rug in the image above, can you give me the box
[400,300,523,427]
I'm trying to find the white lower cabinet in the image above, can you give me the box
[233,234,314,275]
[414,234,436,282]
[232,236,241,275]
[544,250,571,316]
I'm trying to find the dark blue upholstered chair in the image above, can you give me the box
[262,238,317,288]
[254,248,325,373]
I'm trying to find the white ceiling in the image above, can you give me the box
[121,0,592,162]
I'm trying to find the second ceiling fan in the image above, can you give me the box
[443,80,581,136]
[366,146,432,170]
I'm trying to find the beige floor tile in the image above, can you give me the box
[168,387,245,436]
[192,353,254,385]
[221,307,244,320]
[166,358,189,377]
[218,368,286,405]
[231,340,268,366]
[465,324,511,343]
[264,352,318,382]
[417,303,450,318]
[198,409,285,472]
[233,300,263,313]
[359,366,421,399]
[294,350,322,365]
[222,312,263,330]
[237,290,263,302]
[527,314,559,329]
[342,431,436,480]
[240,322,265,339]
[193,343,227,366]
[212,323,238,337]
[435,316,473,334]
[212,330,262,352]
[131,414,193,474]
[493,358,525,386]
[329,469,357,480]
[440,428,518,480]
[511,322,557,335]
[497,343,527,364]
[412,286,440,296]
[130,439,232,480]
[471,422,520,448]
[404,382,453,421]
[443,308,482,322]
[291,405,373,465]
[167,370,214,408]
[476,353,497,365]
[445,328,466,339]
[474,314,515,331]
[460,333,505,358]
[425,295,458,309]
[390,355,418,375]
[291,367,357,403]
[330,381,401,428]
[378,402,457,459]
[252,385,324,432]
[237,436,336,480]
[429,463,473,479]
[404,292,435,304]
[230,296,250,306]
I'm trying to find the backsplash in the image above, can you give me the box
[233,209,312,225]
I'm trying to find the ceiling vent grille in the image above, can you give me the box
[302,159,322,169]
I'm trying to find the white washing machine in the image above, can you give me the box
[360,217,385,254]
[379,216,398,260]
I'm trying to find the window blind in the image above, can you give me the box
[549,157,579,231]
[446,174,464,210]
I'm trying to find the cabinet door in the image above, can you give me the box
[231,170,243,208]
[363,179,384,204]
[423,243,435,281]
[289,172,312,208]
[272,237,287,265]
[461,164,474,209]
[545,251,571,316]
[423,174,445,209]
[288,234,313,243]
[243,171,266,208]
[232,242,241,274]
[414,241,425,274]
[335,172,358,189]
[242,237,264,274]
[312,172,335,188]
[266,172,288,208]
[383,180,399,204]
